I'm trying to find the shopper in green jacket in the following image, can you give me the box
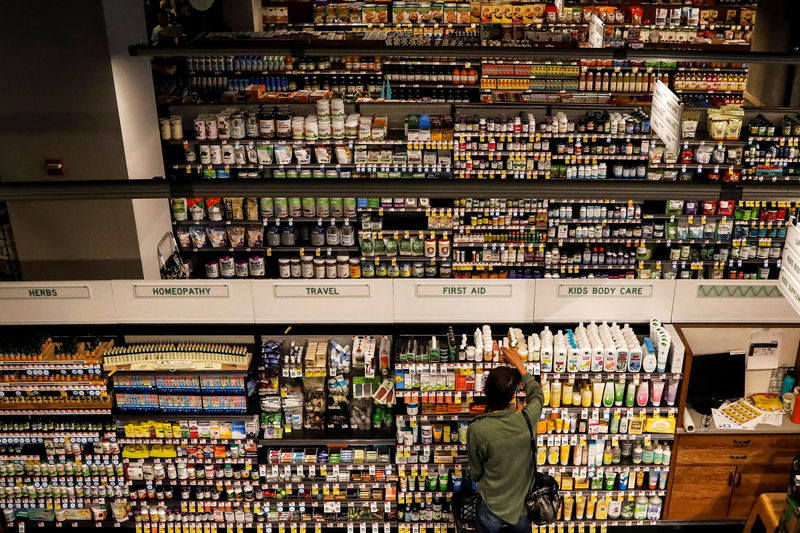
[468,346,544,533]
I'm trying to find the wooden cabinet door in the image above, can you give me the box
[728,466,790,520]
[667,466,735,520]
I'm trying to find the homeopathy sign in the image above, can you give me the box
[558,285,653,297]
[134,284,230,298]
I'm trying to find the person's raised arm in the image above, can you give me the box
[500,347,544,426]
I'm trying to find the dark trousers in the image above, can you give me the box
[476,499,531,533]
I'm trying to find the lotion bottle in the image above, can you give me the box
[641,338,657,373]
[554,330,567,373]
[540,327,554,372]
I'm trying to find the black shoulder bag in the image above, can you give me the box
[522,413,562,525]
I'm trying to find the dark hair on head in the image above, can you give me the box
[485,366,521,411]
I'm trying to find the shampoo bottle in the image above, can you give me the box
[541,376,551,406]
[641,338,657,373]
[554,330,567,373]
[540,327,554,372]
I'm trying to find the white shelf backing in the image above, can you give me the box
[534,279,676,323]
[393,279,535,323]
[673,279,798,323]
[0,281,116,325]
[111,280,255,323]
[252,279,393,323]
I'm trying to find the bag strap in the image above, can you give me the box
[521,411,536,454]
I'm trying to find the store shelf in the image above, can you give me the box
[4,178,799,202]
[260,429,396,446]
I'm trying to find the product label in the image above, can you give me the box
[651,80,683,155]
[415,284,512,297]
[786,224,800,254]
[588,14,605,48]
[0,286,91,299]
[274,284,371,298]
[779,270,800,314]
[134,284,230,298]
[558,285,653,297]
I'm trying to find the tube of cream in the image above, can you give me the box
[637,379,649,407]
[592,380,604,407]
[603,380,616,407]
[614,378,625,406]
[650,380,665,407]
[665,378,679,406]
[625,379,636,407]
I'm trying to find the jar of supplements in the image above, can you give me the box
[375,261,388,277]
[314,258,326,278]
[362,260,375,278]
[219,256,235,278]
[439,261,452,277]
[337,256,350,278]
[301,256,314,278]
[311,224,326,247]
[290,258,301,278]
[412,262,425,277]
[205,260,220,279]
[249,255,265,277]
[350,258,362,278]
[325,257,337,278]
[278,258,291,278]
[235,259,249,278]
[281,225,297,246]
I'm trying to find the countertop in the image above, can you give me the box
[678,406,800,435]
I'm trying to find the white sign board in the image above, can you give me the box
[535,279,674,322]
[779,270,800,317]
[0,286,91,299]
[253,280,392,323]
[673,280,797,323]
[134,284,230,298]
[588,14,605,48]
[0,281,116,324]
[415,284,512,298]
[779,224,800,317]
[557,285,652,297]
[112,280,254,323]
[273,284,371,298]
[651,80,683,156]
[394,279,534,323]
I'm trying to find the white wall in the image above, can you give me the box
[103,0,172,279]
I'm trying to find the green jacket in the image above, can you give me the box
[467,373,544,524]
